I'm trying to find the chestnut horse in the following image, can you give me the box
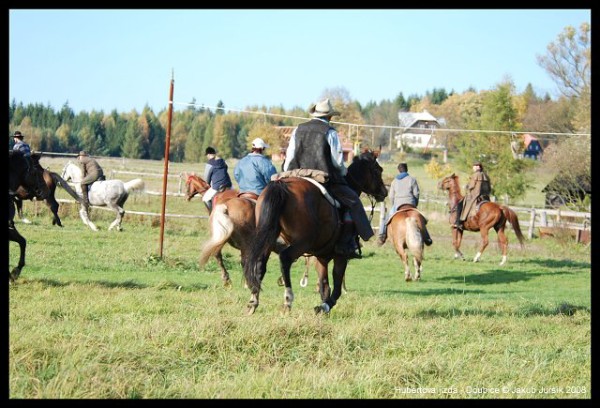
[438,174,525,265]
[185,173,245,286]
[387,207,426,282]
[243,150,388,315]
[185,173,293,287]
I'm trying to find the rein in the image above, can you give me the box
[345,163,378,223]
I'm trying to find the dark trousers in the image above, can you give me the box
[329,183,374,241]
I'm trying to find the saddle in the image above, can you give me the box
[272,169,339,208]
[385,204,427,227]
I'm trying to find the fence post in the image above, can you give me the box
[540,211,547,227]
[528,208,536,240]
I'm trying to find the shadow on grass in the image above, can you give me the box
[516,258,590,269]
[413,302,590,319]
[20,278,209,291]
[376,287,488,296]
[435,269,574,285]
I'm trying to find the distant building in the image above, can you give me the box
[394,110,446,151]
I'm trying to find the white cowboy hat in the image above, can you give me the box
[251,138,269,149]
[309,98,340,118]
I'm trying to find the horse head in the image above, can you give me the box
[61,161,80,182]
[347,150,388,202]
[185,174,210,201]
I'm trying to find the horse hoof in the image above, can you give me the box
[281,305,291,314]
[300,277,308,287]
[277,276,284,286]
[22,219,32,224]
[247,306,257,315]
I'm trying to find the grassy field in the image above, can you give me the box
[8,156,590,399]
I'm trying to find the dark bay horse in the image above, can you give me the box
[15,160,81,227]
[386,207,426,282]
[438,174,525,265]
[243,150,388,315]
[9,151,46,282]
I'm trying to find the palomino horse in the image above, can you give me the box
[15,159,81,227]
[386,207,426,282]
[243,150,388,315]
[61,161,145,231]
[438,174,525,265]
[9,151,46,282]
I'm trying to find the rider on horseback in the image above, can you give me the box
[11,131,45,197]
[77,151,105,213]
[377,162,433,246]
[283,98,373,259]
[202,147,233,214]
[454,161,491,230]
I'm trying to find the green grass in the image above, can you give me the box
[9,197,591,399]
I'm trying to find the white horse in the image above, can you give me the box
[61,161,145,231]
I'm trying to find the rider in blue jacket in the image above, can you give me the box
[202,147,232,213]
[234,138,277,196]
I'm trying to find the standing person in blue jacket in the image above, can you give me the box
[202,146,232,213]
[234,138,277,197]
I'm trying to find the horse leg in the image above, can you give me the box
[473,228,490,263]
[9,226,26,282]
[300,255,310,288]
[108,205,125,231]
[278,249,296,313]
[15,199,32,224]
[413,257,422,281]
[314,257,332,314]
[79,208,98,231]
[46,197,63,227]
[214,250,232,288]
[453,229,465,260]
[328,257,348,311]
[496,227,508,266]
[400,248,412,282]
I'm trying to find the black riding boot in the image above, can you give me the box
[81,184,90,213]
[454,200,464,230]
[423,227,433,246]
[335,220,362,259]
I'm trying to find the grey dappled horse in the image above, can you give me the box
[61,161,145,231]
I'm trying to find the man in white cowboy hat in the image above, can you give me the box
[234,137,277,196]
[283,98,374,259]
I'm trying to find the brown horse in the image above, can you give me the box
[437,173,525,265]
[387,207,426,282]
[14,163,81,227]
[243,149,388,315]
[185,173,269,287]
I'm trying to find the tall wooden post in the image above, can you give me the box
[159,73,175,258]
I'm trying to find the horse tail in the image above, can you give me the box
[199,203,233,268]
[244,180,288,293]
[51,172,82,203]
[124,178,145,193]
[503,206,525,248]
[405,216,424,263]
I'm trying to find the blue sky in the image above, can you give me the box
[9,9,590,115]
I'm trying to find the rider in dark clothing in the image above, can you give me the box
[283,99,373,259]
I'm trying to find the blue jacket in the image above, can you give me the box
[203,157,232,191]
[13,140,31,157]
[234,153,277,195]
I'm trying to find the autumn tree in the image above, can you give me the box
[537,22,590,132]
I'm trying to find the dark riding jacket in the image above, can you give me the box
[285,119,346,185]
